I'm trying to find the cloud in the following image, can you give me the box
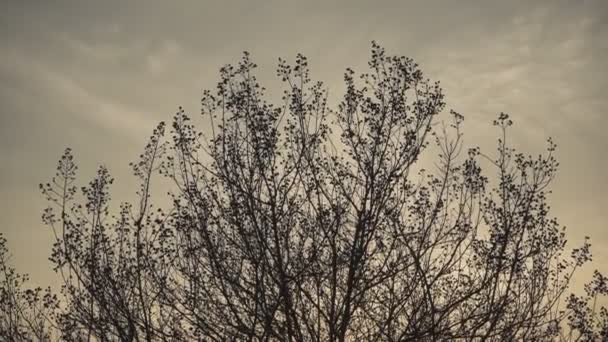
[146,40,183,75]
[54,32,138,63]
[1,47,156,139]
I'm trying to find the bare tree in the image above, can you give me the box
[3,42,605,341]
[0,234,58,341]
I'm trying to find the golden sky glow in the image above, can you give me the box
[0,0,606,288]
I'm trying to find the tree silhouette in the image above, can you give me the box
[2,42,607,341]
[1,234,58,340]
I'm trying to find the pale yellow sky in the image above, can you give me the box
[0,0,607,288]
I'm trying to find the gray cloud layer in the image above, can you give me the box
[1,0,606,286]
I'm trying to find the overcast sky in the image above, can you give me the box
[1,0,606,287]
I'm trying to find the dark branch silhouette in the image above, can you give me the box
[2,43,607,341]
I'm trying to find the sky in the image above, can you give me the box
[0,0,607,288]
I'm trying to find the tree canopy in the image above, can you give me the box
[2,43,607,341]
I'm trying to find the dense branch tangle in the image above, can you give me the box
[30,43,607,341]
